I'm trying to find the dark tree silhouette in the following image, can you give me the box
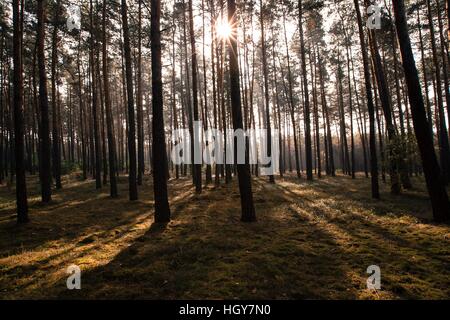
[12,0,28,223]
[151,0,171,222]
[121,0,138,200]
[90,0,102,190]
[188,0,202,193]
[260,0,275,183]
[299,0,313,181]
[37,0,52,203]
[228,0,256,222]
[51,0,62,190]
[102,0,118,198]
[354,0,379,199]
[392,0,450,222]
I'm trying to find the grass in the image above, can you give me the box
[0,171,449,299]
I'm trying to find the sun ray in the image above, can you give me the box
[216,18,232,39]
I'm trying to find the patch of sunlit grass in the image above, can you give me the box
[0,172,449,299]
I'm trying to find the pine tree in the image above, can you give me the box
[228,0,256,222]
[12,0,28,223]
[37,0,52,203]
[392,0,450,221]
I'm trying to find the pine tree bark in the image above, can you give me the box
[228,0,256,222]
[336,53,350,175]
[13,0,28,223]
[210,0,220,186]
[51,0,62,189]
[137,0,145,186]
[270,26,284,177]
[188,0,202,193]
[354,0,379,199]
[339,20,356,179]
[260,0,275,183]
[37,0,52,203]
[299,0,313,180]
[201,0,212,185]
[311,47,321,178]
[318,51,335,176]
[151,0,171,222]
[393,0,450,221]
[90,0,102,190]
[391,10,412,189]
[77,34,87,180]
[435,0,450,126]
[425,0,450,184]
[283,11,301,178]
[97,54,107,185]
[367,27,401,194]
[182,0,195,185]
[0,34,4,185]
[102,0,118,198]
[417,9,434,139]
[121,0,138,200]
[171,7,179,180]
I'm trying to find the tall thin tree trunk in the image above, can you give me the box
[102,0,118,197]
[51,0,61,189]
[201,0,212,185]
[426,0,450,184]
[260,0,275,183]
[393,0,450,221]
[137,0,145,186]
[37,0,52,203]
[311,47,321,178]
[90,0,102,189]
[391,9,412,189]
[299,0,313,180]
[151,0,171,222]
[354,0,379,198]
[228,0,256,222]
[283,11,301,178]
[77,34,87,180]
[188,0,202,193]
[13,0,28,223]
[121,0,138,200]
[368,25,401,194]
[0,34,5,185]
[318,51,335,176]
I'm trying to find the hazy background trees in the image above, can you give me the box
[0,0,449,222]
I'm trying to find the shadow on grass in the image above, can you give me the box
[1,173,449,299]
[53,178,360,299]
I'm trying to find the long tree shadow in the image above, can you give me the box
[0,175,196,256]
[257,176,450,299]
[0,176,195,298]
[2,174,448,299]
[278,174,434,221]
[49,179,361,299]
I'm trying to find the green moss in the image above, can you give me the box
[0,173,449,299]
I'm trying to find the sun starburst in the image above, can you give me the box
[216,19,233,40]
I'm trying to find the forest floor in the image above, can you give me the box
[0,171,449,299]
